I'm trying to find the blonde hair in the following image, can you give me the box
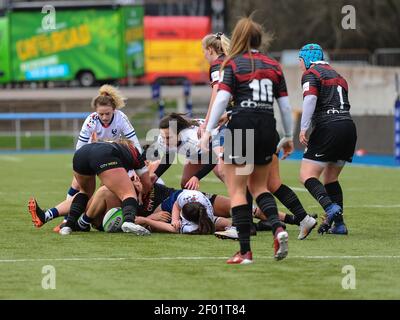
[221,16,273,72]
[202,32,230,56]
[91,84,126,110]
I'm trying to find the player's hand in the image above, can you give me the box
[149,211,171,223]
[218,112,229,126]
[90,131,97,142]
[197,123,206,139]
[171,218,181,231]
[184,176,200,190]
[199,131,211,152]
[299,130,308,147]
[277,137,294,160]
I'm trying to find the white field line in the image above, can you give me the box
[307,204,400,208]
[1,255,400,263]
[0,156,23,162]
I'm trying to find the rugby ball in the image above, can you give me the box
[102,207,124,233]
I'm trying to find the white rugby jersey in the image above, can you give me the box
[157,119,205,161]
[176,190,216,234]
[76,110,142,152]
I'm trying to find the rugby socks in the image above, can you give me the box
[256,192,284,234]
[325,181,344,223]
[66,193,89,228]
[67,187,80,199]
[304,178,333,211]
[122,197,139,223]
[44,208,59,222]
[231,189,253,229]
[231,204,252,254]
[273,184,307,225]
[325,181,343,209]
[77,213,92,231]
[283,213,296,225]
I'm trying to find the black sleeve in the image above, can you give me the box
[194,149,218,180]
[194,163,217,180]
[154,150,176,178]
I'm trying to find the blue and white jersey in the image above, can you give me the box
[76,110,141,152]
[176,190,216,234]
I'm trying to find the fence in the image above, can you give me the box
[0,112,89,151]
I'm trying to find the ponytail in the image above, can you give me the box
[91,84,126,110]
[202,32,231,56]
[221,16,272,74]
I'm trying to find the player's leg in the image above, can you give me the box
[248,164,288,260]
[66,176,80,200]
[323,162,348,234]
[211,195,230,217]
[269,156,317,239]
[224,163,253,264]
[85,185,122,230]
[28,197,68,228]
[300,160,342,234]
[60,172,96,235]
[99,168,149,235]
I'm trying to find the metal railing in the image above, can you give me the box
[0,112,89,150]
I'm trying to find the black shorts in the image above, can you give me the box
[73,143,124,175]
[304,120,357,163]
[224,112,277,165]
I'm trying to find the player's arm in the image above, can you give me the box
[153,150,176,180]
[273,66,294,159]
[76,115,93,150]
[121,112,142,152]
[171,202,181,231]
[135,216,177,233]
[299,72,319,146]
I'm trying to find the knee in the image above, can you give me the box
[299,172,308,185]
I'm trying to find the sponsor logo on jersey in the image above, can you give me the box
[303,82,310,93]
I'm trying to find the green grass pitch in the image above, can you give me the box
[0,153,399,299]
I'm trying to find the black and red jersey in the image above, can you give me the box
[209,54,225,87]
[110,142,146,172]
[218,51,288,115]
[301,63,353,127]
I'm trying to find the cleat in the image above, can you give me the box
[298,215,317,240]
[274,229,288,261]
[318,203,342,235]
[28,197,45,228]
[121,221,151,236]
[226,251,253,264]
[215,226,238,240]
[328,223,348,235]
[59,226,72,235]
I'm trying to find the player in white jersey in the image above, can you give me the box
[150,113,223,190]
[136,190,232,234]
[28,85,142,231]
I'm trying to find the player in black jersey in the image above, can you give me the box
[59,140,152,236]
[298,43,357,235]
[201,32,317,241]
[200,17,290,263]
